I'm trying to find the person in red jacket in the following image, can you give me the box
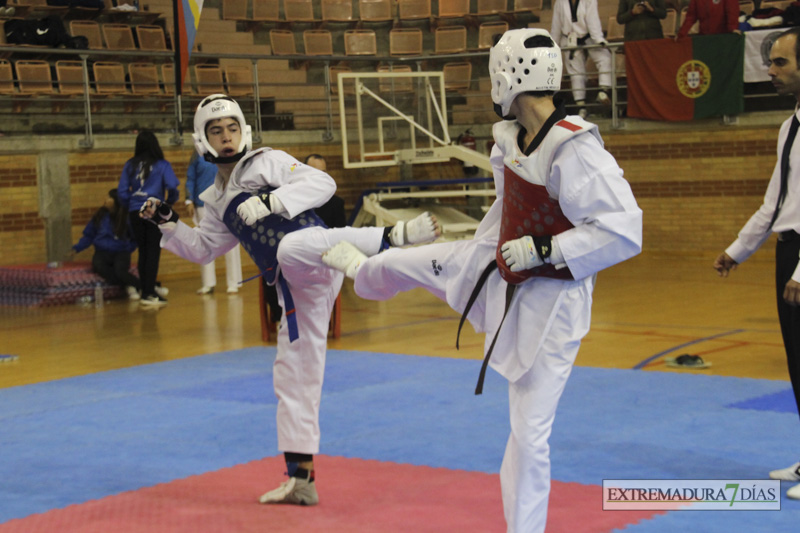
[676,0,740,38]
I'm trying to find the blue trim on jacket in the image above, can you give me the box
[118,158,180,212]
[73,213,137,254]
[185,155,218,208]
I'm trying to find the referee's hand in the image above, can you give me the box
[713,252,737,277]
[784,279,800,307]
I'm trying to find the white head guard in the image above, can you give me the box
[192,94,252,163]
[489,28,562,119]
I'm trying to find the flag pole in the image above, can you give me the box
[171,0,184,145]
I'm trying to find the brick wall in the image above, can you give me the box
[0,124,782,280]
[603,128,778,260]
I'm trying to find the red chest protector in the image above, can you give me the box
[495,165,574,284]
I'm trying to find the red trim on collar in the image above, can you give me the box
[556,120,581,132]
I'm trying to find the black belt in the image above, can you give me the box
[569,34,590,60]
[778,230,799,242]
[456,260,518,395]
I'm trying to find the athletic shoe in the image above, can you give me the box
[197,286,215,295]
[769,462,800,481]
[259,475,318,506]
[389,211,441,246]
[140,294,167,307]
[597,90,611,105]
[323,241,367,279]
[788,483,800,500]
[126,286,140,301]
[226,287,239,294]
[155,285,169,298]
[578,108,588,119]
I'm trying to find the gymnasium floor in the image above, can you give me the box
[1,252,799,532]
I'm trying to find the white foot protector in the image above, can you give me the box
[323,241,367,279]
[390,211,441,247]
[769,462,800,481]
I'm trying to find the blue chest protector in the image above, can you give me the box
[223,188,327,341]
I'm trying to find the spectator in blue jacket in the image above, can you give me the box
[185,152,242,294]
[118,131,179,307]
[68,189,141,300]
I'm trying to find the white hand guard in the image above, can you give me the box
[501,235,544,272]
[389,212,441,246]
[237,195,271,226]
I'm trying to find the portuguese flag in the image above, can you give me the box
[625,33,744,121]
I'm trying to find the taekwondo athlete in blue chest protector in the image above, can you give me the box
[139,94,441,506]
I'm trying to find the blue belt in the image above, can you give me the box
[224,188,326,342]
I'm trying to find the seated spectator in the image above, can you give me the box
[617,0,668,41]
[68,189,141,300]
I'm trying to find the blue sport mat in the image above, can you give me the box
[1,347,799,531]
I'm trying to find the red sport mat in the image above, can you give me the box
[0,456,662,533]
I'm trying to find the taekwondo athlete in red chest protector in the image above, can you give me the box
[322,29,643,533]
[139,94,441,507]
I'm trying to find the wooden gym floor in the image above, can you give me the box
[0,250,789,389]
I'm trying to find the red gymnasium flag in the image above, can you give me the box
[625,33,744,121]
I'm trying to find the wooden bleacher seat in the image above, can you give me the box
[477,20,508,49]
[54,60,85,96]
[129,60,170,109]
[193,64,225,96]
[358,0,393,23]
[252,0,281,21]
[434,25,467,54]
[378,64,413,93]
[269,29,297,55]
[129,62,161,94]
[222,0,249,21]
[510,0,542,14]
[739,1,755,15]
[15,59,53,95]
[443,61,471,91]
[224,64,254,96]
[344,28,377,55]
[0,59,15,95]
[284,0,317,22]
[304,29,334,56]
[389,27,422,56]
[397,0,431,21]
[102,23,136,50]
[476,0,507,17]
[160,63,175,95]
[321,0,354,23]
[69,20,104,50]
[12,58,52,112]
[136,25,168,50]
[92,61,126,94]
[438,0,470,19]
